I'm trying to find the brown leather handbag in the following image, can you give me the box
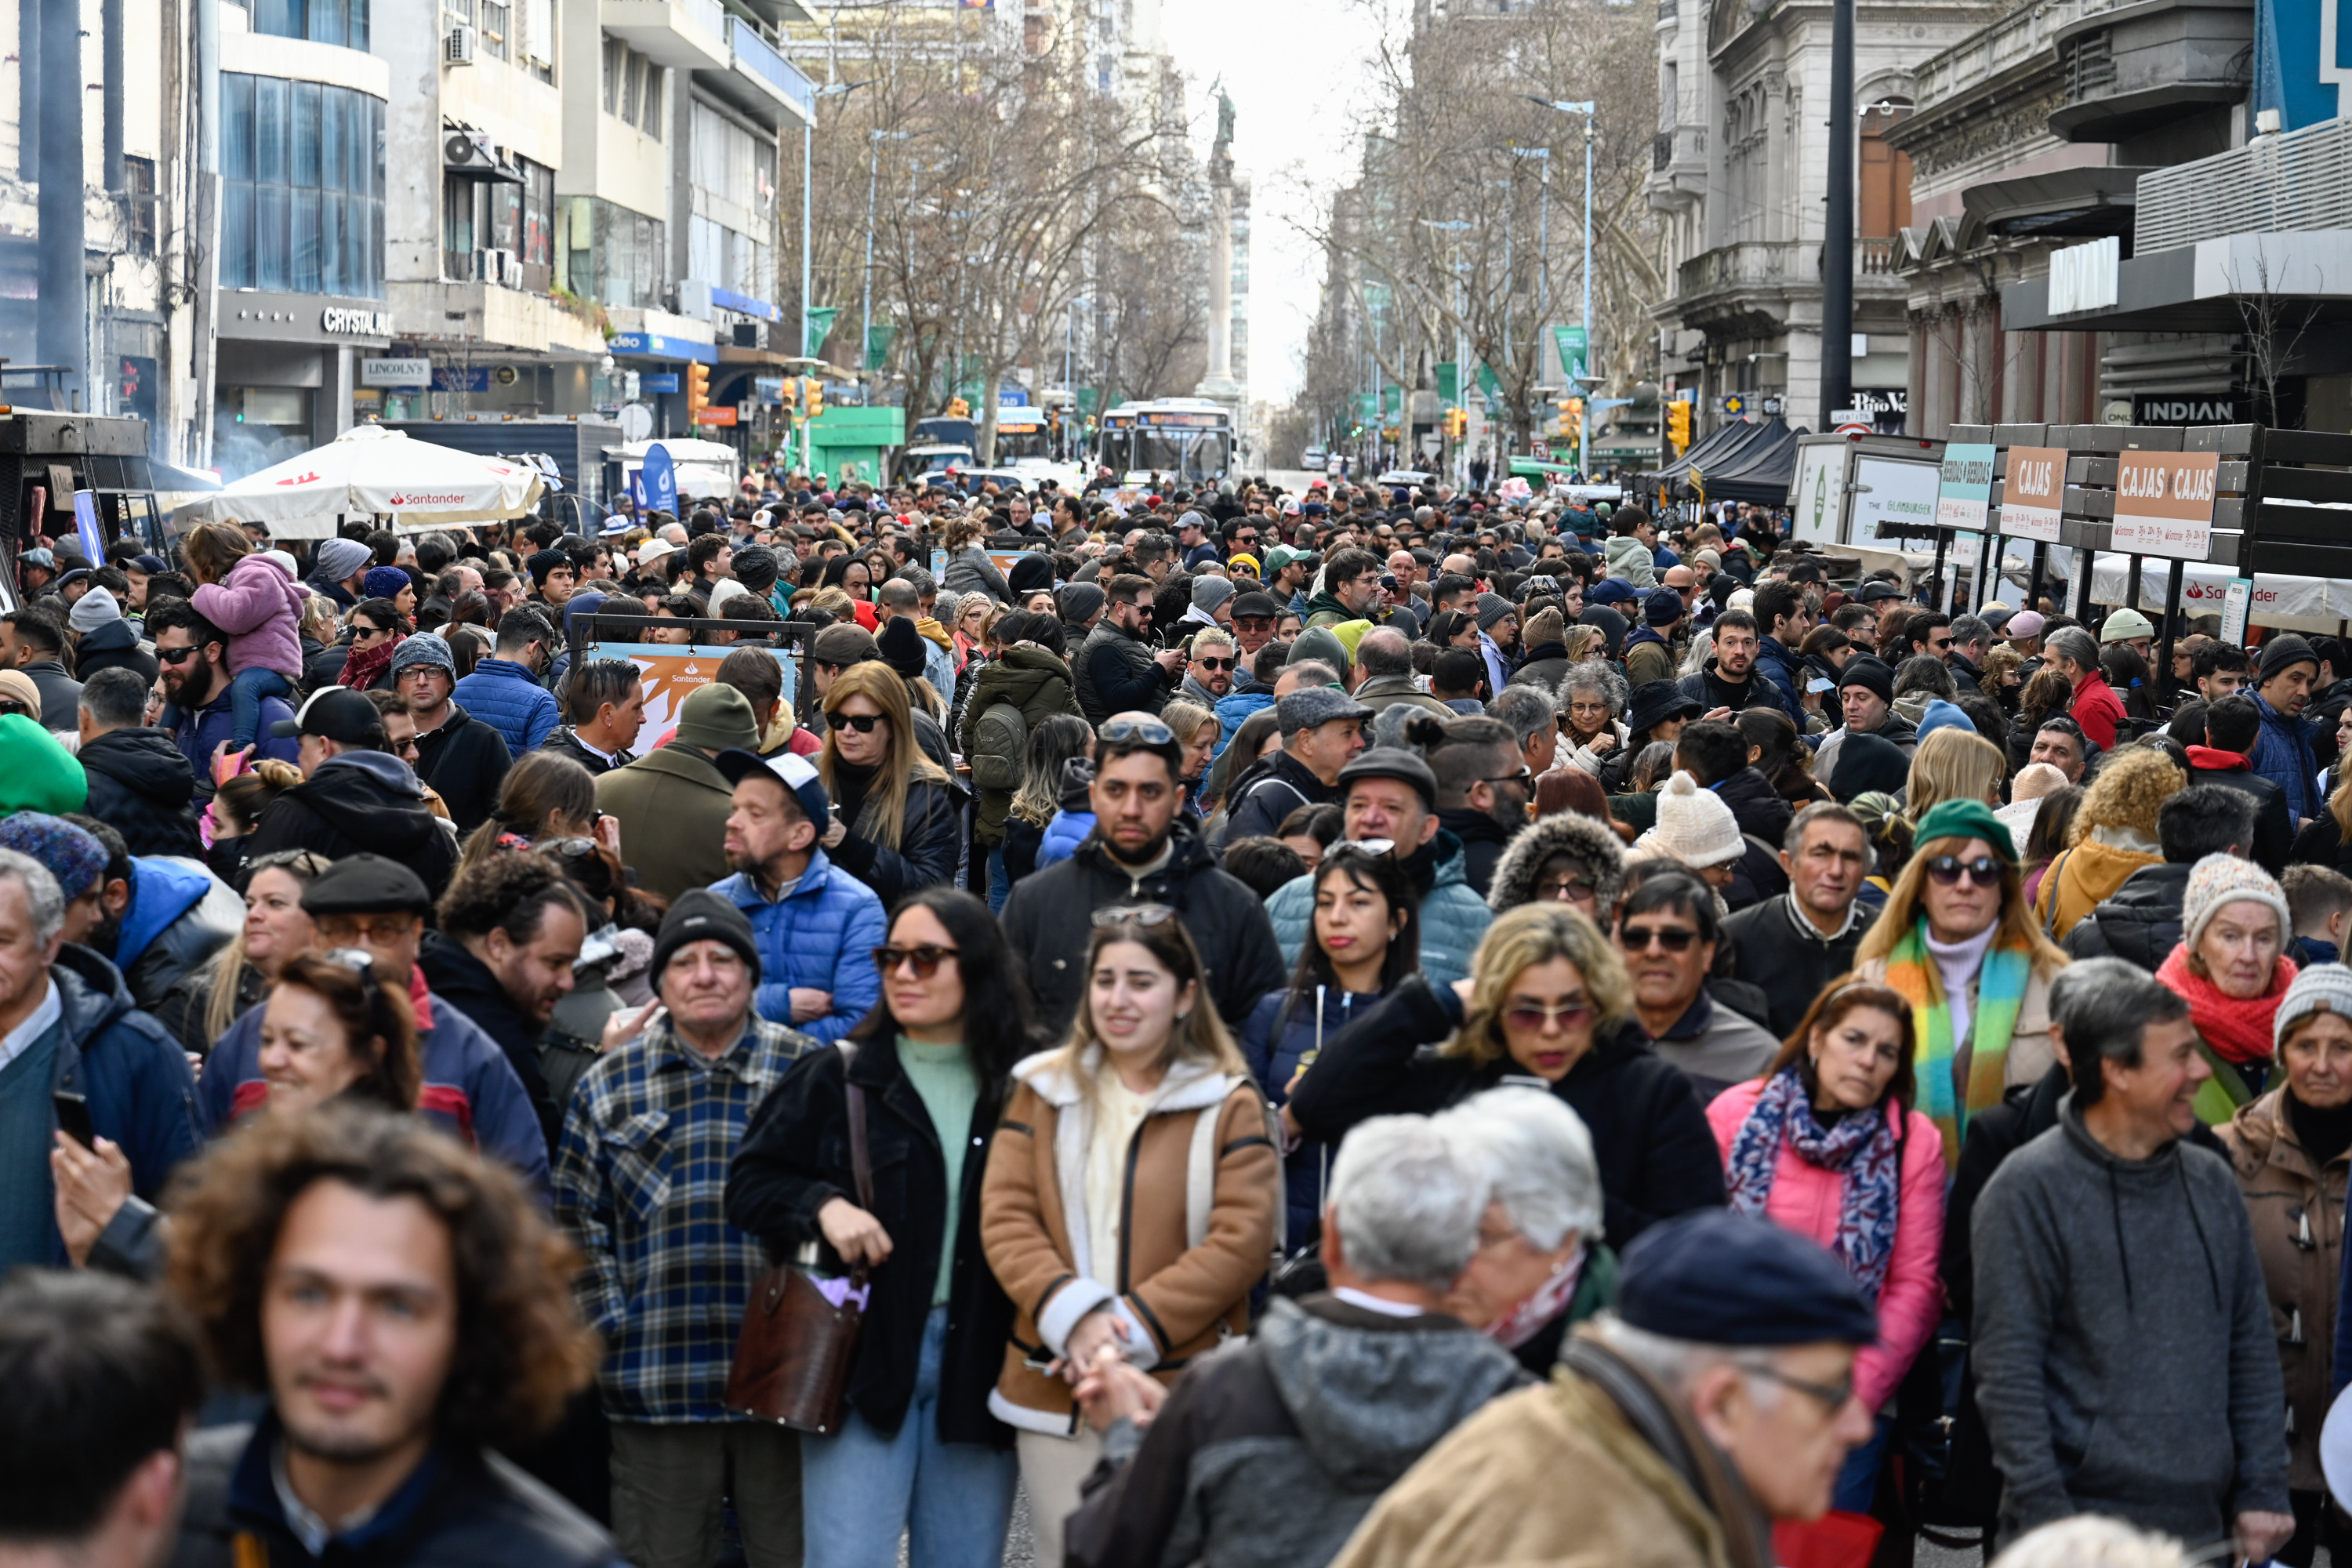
[724,1080,873,1433]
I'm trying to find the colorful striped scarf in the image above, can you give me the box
[1881,917,2033,1167]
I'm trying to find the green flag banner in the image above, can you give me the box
[1476,363,1501,414]
[804,307,840,360]
[1382,384,1403,422]
[863,323,895,372]
[1355,393,1378,426]
[1436,362,1459,404]
[1554,325,1588,383]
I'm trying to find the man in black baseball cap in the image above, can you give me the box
[241,688,459,895]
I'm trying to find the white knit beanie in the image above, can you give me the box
[2181,853,2293,953]
[1643,771,1747,869]
[2275,964,2352,1054]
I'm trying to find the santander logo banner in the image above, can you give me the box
[386,492,474,507]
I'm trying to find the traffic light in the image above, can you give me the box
[1445,408,1468,441]
[803,376,823,419]
[946,396,971,418]
[779,377,798,416]
[685,362,710,421]
[1667,398,1693,452]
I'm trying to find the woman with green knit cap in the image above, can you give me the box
[1851,797,2072,1169]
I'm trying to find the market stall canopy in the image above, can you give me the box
[176,425,545,539]
[1646,418,1805,502]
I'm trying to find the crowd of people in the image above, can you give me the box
[0,463,2349,1568]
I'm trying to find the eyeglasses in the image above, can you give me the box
[833,713,885,734]
[158,644,198,666]
[1194,656,1234,671]
[1925,855,2005,888]
[1744,1363,1857,1414]
[1537,877,1598,902]
[1098,716,1175,746]
[873,943,959,978]
[1618,924,1700,953]
[1479,768,1535,792]
[1502,998,1595,1033]
[1092,903,1177,929]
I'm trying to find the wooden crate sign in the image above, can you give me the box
[2112,450,2218,560]
[2000,445,2066,543]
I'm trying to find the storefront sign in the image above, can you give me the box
[2112,450,2220,561]
[608,332,720,365]
[693,406,739,426]
[1936,442,1995,531]
[643,373,681,394]
[2133,394,2250,426]
[1999,445,2067,543]
[360,358,431,387]
[432,368,490,393]
[321,307,397,336]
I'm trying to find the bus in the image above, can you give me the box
[1095,397,1234,487]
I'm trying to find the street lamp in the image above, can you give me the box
[800,79,869,473]
[1526,96,1596,481]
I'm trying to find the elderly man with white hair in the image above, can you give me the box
[1436,1087,1613,1374]
[1065,1108,1531,1568]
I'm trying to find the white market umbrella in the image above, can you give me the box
[182,425,545,539]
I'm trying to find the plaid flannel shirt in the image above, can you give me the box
[554,1010,817,1423]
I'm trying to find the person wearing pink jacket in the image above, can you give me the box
[184,521,306,749]
[1705,978,1947,1515]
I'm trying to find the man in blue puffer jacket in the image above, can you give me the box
[707,749,886,1043]
[452,607,561,755]
[1259,750,1492,985]
[2250,633,2325,826]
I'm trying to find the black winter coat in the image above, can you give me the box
[2187,759,2294,874]
[1221,750,1341,848]
[172,1420,619,1568]
[419,931,557,1156]
[238,753,460,895]
[537,725,631,776]
[1436,807,1514,898]
[2062,861,2192,970]
[1000,821,1287,1037]
[727,1038,1016,1447]
[1073,619,1173,724]
[77,726,203,858]
[411,702,514,835]
[826,766,961,906]
[1714,767,1794,911]
[1722,894,1877,1038]
[1285,975,1726,1243]
[73,619,159,688]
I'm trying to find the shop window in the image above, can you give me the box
[219,73,384,298]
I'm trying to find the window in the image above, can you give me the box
[521,159,554,268]
[604,41,664,136]
[521,0,554,82]
[480,0,510,59]
[122,156,156,255]
[219,73,383,297]
[251,0,361,47]
[561,197,665,309]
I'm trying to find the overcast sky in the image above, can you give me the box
[1158,0,1400,408]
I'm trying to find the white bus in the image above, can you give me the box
[1096,397,1234,487]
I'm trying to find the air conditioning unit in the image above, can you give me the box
[444,132,491,171]
[445,24,477,64]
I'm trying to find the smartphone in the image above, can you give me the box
[1808,677,1835,694]
[53,1089,95,1149]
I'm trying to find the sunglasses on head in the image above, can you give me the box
[833,713,884,733]
[1926,855,2005,888]
[1091,902,1177,930]
[1618,924,1699,953]
[873,943,959,978]
[1098,716,1174,746]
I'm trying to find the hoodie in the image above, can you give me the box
[71,616,159,689]
[1602,534,1657,589]
[1971,1098,2288,1544]
[237,751,459,895]
[77,727,202,858]
[1066,1294,1530,1568]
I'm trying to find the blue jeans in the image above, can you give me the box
[800,1305,1016,1568]
[985,844,1009,913]
[1831,1411,1893,1514]
[227,666,293,749]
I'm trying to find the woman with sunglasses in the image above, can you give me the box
[1241,844,1421,1248]
[1287,902,1723,1243]
[819,662,960,903]
[333,596,408,691]
[1706,978,1944,1511]
[978,906,1279,1568]
[727,889,1036,1568]
[1851,798,2070,1170]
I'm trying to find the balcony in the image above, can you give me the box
[1678,238,1807,298]
[1648,123,1708,205]
[693,15,815,129]
[2136,117,2352,254]
[2045,0,2252,143]
[601,0,731,72]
